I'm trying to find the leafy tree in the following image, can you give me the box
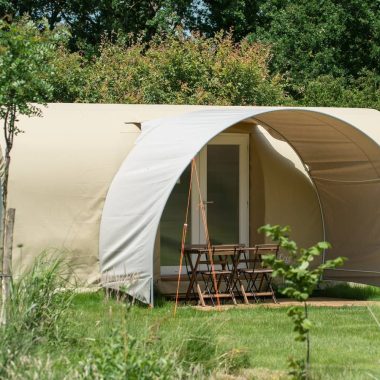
[253,0,380,97]
[259,225,345,379]
[0,18,59,324]
[0,0,192,53]
[190,0,261,41]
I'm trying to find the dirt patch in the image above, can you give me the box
[193,297,380,311]
[211,368,287,380]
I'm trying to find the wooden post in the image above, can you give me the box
[196,283,206,307]
[0,202,4,289]
[0,208,16,325]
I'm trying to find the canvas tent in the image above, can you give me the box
[6,103,380,304]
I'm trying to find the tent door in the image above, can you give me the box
[192,133,249,246]
[160,133,249,275]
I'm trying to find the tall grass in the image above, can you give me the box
[1,254,241,379]
[67,293,252,379]
[71,298,248,379]
[73,328,178,380]
[0,252,75,378]
[171,317,249,374]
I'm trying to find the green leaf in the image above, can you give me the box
[301,318,313,331]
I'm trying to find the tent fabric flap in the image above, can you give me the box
[99,108,276,304]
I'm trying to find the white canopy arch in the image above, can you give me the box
[99,107,380,304]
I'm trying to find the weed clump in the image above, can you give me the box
[0,252,75,377]
[74,329,176,380]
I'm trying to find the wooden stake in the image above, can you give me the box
[0,208,16,325]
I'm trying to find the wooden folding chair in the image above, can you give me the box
[183,244,207,303]
[200,244,242,306]
[239,244,279,303]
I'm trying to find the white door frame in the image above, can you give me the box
[192,133,249,247]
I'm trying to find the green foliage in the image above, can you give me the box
[2,1,379,109]
[176,318,249,373]
[0,16,64,188]
[288,357,307,380]
[76,330,176,380]
[61,31,287,105]
[253,0,380,95]
[1,290,379,378]
[0,252,75,377]
[74,300,212,379]
[0,355,56,380]
[0,17,59,121]
[180,322,218,369]
[49,46,86,102]
[259,225,345,303]
[8,252,75,338]
[71,298,249,379]
[300,72,380,110]
[0,0,192,52]
[259,224,346,379]
[191,0,260,41]
[287,307,313,343]
[317,282,380,301]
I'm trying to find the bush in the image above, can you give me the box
[54,31,288,106]
[299,72,380,110]
[50,46,87,102]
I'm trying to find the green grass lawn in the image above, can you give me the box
[38,289,380,379]
[4,256,380,379]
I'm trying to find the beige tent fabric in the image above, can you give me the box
[6,103,213,283]
[254,109,380,284]
[251,126,323,254]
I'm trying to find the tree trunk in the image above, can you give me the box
[0,208,16,325]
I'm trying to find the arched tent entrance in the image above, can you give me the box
[99,107,380,304]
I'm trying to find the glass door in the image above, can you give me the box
[160,133,249,275]
[207,144,240,244]
[193,133,249,247]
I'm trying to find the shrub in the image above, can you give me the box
[57,30,288,106]
[50,46,87,102]
[299,72,380,110]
